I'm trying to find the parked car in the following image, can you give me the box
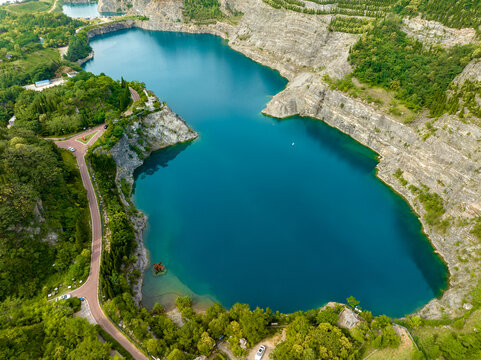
[68,146,76,152]
[104,124,108,129]
[255,345,266,360]
[56,294,71,301]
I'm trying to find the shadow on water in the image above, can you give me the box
[274,116,378,173]
[133,141,194,182]
[394,201,449,299]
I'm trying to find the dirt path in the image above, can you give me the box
[217,342,238,360]
[55,125,149,360]
[247,329,285,360]
[48,0,58,13]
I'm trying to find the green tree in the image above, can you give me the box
[197,331,215,356]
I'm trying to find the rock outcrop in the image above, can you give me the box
[401,16,478,47]
[92,0,481,318]
[110,99,198,304]
[454,59,481,85]
[110,104,198,185]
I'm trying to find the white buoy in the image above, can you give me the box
[291,142,295,146]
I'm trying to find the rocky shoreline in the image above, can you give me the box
[109,100,198,305]
[89,0,481,318]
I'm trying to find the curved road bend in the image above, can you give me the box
[55,125,149,360]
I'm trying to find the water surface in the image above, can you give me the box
[63,2,99,18]
[84,28,448,317]
[63,2,121,18]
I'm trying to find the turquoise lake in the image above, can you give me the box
[63,3,100,18]
[83,28,448,317]
[63,2,121,18]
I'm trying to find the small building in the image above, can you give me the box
[35,79,51,88]
[67,71,78,78]
[5,54,12,59]
[7,115,15,128]
[337,307,363,330]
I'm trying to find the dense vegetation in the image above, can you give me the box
[0,9,85,123]
[402,0,481,29]
[89,151,135,300]
[13,72,131,135]
[0,10,81,59]
[348,18,475,114]
[445,80,481,121]
[328,16,373,33]
[263,0,397,17]
[0,128,90,301]
[183,0,223,21]
[65,33,92,62]
[0,297,113,360]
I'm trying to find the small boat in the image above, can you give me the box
[153,262,167,276]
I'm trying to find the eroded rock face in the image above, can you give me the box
[94,0,481,318]
[454,59,481,85]
[402,16,478,47]
[110,104,198,184]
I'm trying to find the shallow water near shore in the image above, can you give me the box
[83,27,448,316]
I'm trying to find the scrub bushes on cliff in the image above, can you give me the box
[349,18,474,115]
[398,0,481,29]
[183,0,223,21]
[102,293,275,359]
[0,10,82,58]
[0,127,90,301]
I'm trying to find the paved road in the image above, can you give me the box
[129,87,140,102]
[55,125,149,360]
[124,87,141,116]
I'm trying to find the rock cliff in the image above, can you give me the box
[110,97,198,303]
[93,0,481,318]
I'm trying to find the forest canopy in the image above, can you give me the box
[13,72,132,136]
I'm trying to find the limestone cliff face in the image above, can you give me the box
[401,16,478,47]
[109,99,197,304]
[454,59,481,85]
[110,104,198,184]
[93,0,481,318]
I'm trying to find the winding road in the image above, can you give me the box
[55,125,149,360]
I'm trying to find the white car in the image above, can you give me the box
[255,345,266,360]
[56,294,71,301]
[68,146,76,152]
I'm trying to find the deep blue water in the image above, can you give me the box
[84,28,448,317]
